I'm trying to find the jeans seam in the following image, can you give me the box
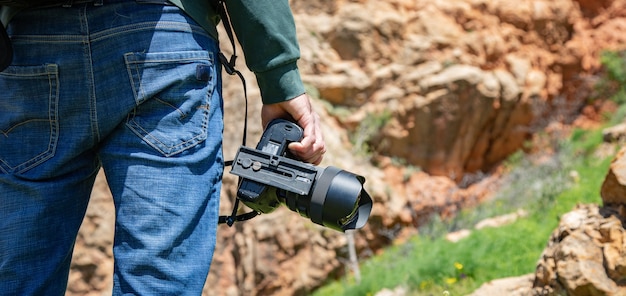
[126,117,208,156]
[82,6,102,144]
[90,21,210,42]
[124,56,142,106]
[22,66,60,173]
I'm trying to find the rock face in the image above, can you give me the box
[601,147,626,210]
[531,204,626,296]
[65,0,626,295]
[292,0,626,182]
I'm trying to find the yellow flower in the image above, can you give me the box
[454,262,463,270]
[420,280,431,290]
[445,277,457,284]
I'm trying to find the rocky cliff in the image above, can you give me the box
[66,0,626,295]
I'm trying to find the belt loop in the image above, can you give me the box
[94,0,103,6]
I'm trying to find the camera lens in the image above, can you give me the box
[309,166,372,231]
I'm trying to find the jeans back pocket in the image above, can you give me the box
[124,51,216,157]
[0,64,59,174]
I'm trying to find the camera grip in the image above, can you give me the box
[256,119,303,157]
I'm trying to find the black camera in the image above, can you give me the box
[229,119,372,232]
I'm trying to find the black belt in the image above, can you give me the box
[0,23,11,71]
[0,0,173,71]
[0,0,72,7]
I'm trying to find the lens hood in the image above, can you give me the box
[310,166,372,231]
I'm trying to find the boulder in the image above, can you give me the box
[472,203,626,296]
[532,204,626,296]
[601,146,626,207]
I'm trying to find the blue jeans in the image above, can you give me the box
[0,1,223,294]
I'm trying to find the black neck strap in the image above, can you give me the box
[214,0,259,226]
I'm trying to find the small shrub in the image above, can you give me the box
[350,110,392,156]
[595,50,626,104]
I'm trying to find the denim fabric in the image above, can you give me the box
[0,1,223,295]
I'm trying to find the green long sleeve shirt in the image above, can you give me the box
[170,0,305,104]
[2,0,305,104]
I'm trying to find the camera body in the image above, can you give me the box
[230,119,372,232]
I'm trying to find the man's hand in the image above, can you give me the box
[261,93,326,165]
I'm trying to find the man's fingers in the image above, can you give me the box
[288,140,325,165]
[261,93,326,165]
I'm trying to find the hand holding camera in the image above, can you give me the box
[229,119,372,232]
[261,93,325,165]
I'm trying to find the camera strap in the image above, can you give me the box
[213,0,247,148]
[213,0,259,226]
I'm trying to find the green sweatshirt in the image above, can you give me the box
[2,0,305,104]
[170,0,305,104]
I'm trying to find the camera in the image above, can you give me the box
[229,119,372,232]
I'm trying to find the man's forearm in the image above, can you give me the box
[224,0,305,104]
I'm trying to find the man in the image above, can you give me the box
[0,0,325,294]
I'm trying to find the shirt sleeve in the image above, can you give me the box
[224,0,305,104]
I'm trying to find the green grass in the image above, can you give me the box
[313,121,615,296]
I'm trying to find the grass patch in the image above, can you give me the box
[315,219,554,296]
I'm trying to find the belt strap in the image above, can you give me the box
[0,23,11,71]
[0,0,69,7]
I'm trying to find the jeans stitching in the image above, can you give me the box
[124,53,141,106]
[21,65,60,173]
[90,21,210,42]
[0,64,59,173]
[10,23,209,45]
[127,116,208,156]
[123,51,214,157]
[83,6,102,144]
